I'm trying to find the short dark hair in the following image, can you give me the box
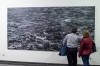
[72,27,77,33]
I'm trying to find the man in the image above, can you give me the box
[63,27,81,66]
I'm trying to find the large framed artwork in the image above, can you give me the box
[7,6,95,51]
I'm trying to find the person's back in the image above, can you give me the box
[79,37,93,56]
[67,33,80,48]
[63,27,81,66]
[78,30,93,66]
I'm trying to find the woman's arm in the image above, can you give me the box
[78,39,85,57]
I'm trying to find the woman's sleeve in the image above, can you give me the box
[78,39,85,56]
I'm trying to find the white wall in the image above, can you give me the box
[0,0,100,65]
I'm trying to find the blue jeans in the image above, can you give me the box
[81,55,90,66]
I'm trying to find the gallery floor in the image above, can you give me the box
[0,61,66,66]
[0,61,99,66]
[0,63,67,66]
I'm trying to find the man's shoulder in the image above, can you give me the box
[67,33,72,36]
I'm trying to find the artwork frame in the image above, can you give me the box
[7,6,95,51]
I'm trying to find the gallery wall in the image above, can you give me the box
[0,0,100,65]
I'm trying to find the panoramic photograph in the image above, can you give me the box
[7,6,95,51]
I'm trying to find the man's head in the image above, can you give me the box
[72,27,78,33]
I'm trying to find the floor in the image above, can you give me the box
[0,64,23,66]
[0,61,99,66]
[0,64,67,66]
[0,60,67,66]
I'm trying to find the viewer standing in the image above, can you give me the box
[63,27,81,66]
[78,30,93,66]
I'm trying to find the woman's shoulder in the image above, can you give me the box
[82,37,92,41]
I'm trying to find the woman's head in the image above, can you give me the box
[83,30,90,38]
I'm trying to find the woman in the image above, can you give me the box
[78,30,93,66]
